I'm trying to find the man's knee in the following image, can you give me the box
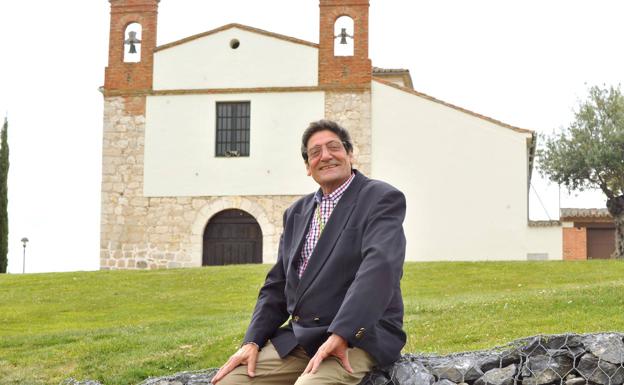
[294,371,351,385]
[293,362,356,385]
[294,348,375,385]
[214,369,249,385]
[293,373,325,385]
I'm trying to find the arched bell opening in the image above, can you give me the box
[334,16,355,57]
[123,22,142,63]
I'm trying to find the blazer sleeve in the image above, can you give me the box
[243,212,290,348]
[327,187,406,345]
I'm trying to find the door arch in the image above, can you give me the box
[203,209,263,265]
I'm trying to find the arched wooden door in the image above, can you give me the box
[203,209,262,266]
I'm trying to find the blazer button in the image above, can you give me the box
[293,315,300,322]
[313,317,320,323]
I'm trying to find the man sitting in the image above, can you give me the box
[212,120,407,385]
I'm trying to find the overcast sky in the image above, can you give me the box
[0,0,622,274]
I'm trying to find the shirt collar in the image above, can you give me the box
[314,171,356,204]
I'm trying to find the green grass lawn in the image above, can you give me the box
[1,261,623,385]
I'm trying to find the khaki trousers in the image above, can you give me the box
[218,341,375,385]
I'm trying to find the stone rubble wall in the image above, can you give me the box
[325,90,372,176]
[101,96,148,269]
[362,332,624,385]
[62,333,624,385]
[100,96,300,269]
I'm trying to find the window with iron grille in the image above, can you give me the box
[215,102,250,157]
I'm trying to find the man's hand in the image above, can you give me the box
[303,333,353,375]
[211,343,259,384]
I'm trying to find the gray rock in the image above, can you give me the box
[520,353,573,385]
[361,356,435,385]
[576,353,624,385]
[544,335,583,350]
[582,334,624,364]
[560,346,587,359]
[521,337,548,357]
[138,369,217,385]
[474,364,516,385]
[429,356,484,383]
[390,359,436,385]
[565,378,587,385]
[480,351,522,373]
[546,348,580,360]
[433,379,457,385]
[358,370,392,385]
[59,380,104,385]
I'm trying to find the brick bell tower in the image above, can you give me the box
[318,0,372,87]
[319,0,373,175]
[100,0,159,270]
[104,0,159,92]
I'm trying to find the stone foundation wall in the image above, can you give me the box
[100,194,299,270]
[325,90,372,175]
[101,96,148,269]
[100,96,301,270]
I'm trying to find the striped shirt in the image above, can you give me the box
[297,172,356,278]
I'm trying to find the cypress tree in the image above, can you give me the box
[0,117,8,273]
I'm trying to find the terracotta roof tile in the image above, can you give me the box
[372,67,414,89]
[560,208,611,220]
[528,220,561,227]
[372,67,410,74]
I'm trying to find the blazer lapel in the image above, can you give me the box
[286,197,316,286]
[294,172,366,305]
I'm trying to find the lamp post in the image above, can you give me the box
[21,237,28,274]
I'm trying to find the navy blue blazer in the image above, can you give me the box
[243,171,406,366]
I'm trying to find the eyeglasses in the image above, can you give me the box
[306,140,346,160]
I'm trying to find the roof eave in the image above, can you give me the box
[154,23,319,53]
[372,77,534,135]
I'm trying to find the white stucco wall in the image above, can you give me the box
[525,226,563,260]
[144,92,323,196]
[375,75,408,88]
[153,27,318,90]
[371,81,561,261]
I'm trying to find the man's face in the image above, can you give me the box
[305,130,353,194]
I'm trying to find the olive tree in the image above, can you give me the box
[538,85,624,259]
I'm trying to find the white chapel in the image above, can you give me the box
[100,0,561,270]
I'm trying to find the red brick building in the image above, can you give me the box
[561,208,615,260]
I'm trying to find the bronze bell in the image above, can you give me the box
[340,28,348,44]
[338,28,349,44]
[124,31,141,54]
